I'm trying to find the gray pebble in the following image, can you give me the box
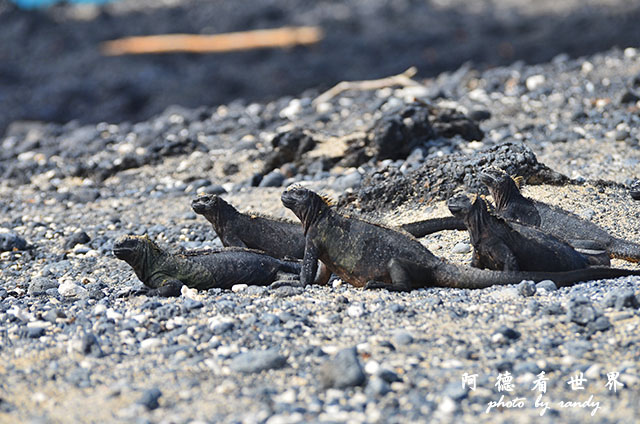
[319,347,365,389]
[567,296,599,326]
[392,330,414,346]
[517,280,536,297]
[365,376,391,397]
[212,321,234,335]
[64,231,90,250]
[442,381,468,401]
[259,171,285,187]
[28,278,59,296]
[0,231,27,251]
[230,348,287,373]
[452,242,471,254]
[137,388,162,410]
[536,280,558,291]
[272,286,303,298]
[603,289,640,310]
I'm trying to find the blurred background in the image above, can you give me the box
[3,0,640,136]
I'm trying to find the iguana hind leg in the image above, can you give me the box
[364,258,420,292]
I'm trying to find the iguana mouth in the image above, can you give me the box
[479,169,501,186]
[447,195,471,215]
[191,195,215,213]
[113,236,139,260]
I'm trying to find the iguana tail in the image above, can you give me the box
[432,263,640,289]
[609,238,640,263]
[401,216,466,238]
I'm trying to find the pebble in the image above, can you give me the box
[28,278,59,296]
[137,388,162,410]
[319,347,365,389]
[58,280,89,298]
[0,230,27,251]
[347,304,366,318]
[229,349,287,373]
[365,376,391,397]
[451,242,471,254]
[259,171,285,187]
[603,289,640,310]
[517,280,537,297]
[64,231,91,250]
[536,280,558,292]
[391,330,414,346]
[567,296,600,326]
[442,381,468,401]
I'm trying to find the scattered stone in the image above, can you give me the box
[58,280,89,298]
[452,242,471,254]
[64,231,91,250]
[567,296,599,326]
[28,278,59,296]
[137,388,162,410]
[365,376,391,397]
[442,381,468,401]
[392,330,414,346]
[230,349,287,373]
[603,289,640,310]
[319,347,365,389]
[517,280,537,297]
[536,280,558,292]
[0,230,27,251]
[259,171,285,188]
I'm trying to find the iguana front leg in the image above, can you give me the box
[146,280,183,297]
[220,232,248,248]
[301,239,319,286]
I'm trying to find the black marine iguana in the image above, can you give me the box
[447,194,601,271]
[481,167,640,263]
[281,186,640,291]
[191,193,432,280]
[113,235,301,297]
[191,194,307,259]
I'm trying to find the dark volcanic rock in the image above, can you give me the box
[319,347,366,389]
[229,348,287,373]
[340,103,482,167]
[0,231,27,251]
[339,142,568,212]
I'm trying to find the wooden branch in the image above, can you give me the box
[313,67,424,106]
[101,26,323,56]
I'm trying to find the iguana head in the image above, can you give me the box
[113,235,163,283]
[281,185,329,231]
[479,167,521,210]
[191,194,229,215]
[447,193,474,218]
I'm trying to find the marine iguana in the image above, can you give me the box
[191,194,307,259]
[191,193,432,281]
[113,235,302,297]
[481,167,640,263]
[447,194,599,271]
[281,186,640,291]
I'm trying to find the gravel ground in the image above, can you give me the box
[2,25,640,424]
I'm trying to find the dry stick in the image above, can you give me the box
[101,26,323,56]
[312,66,425,106]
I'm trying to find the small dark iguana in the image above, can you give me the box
[191,194,306,259]
[113,235,301,297]
[447,194,596,271]
[191,193,431,279]
[481,167,640,263]
[281,186,640,291]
